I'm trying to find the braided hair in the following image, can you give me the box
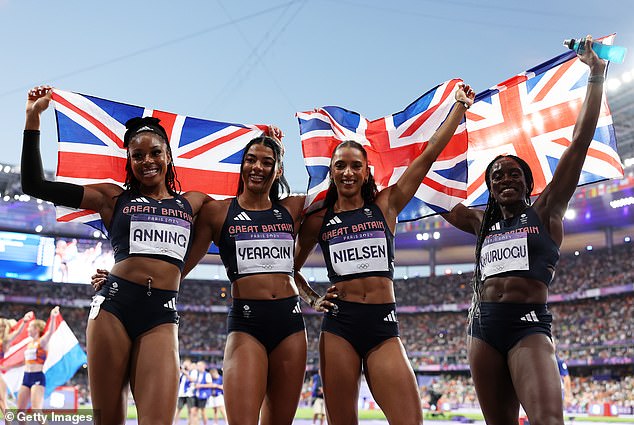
[323,140,378,209]
[236,135,290,202]
[468,154,534,325]
[123,117,181,196]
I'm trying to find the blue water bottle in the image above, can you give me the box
[563,38,627,63]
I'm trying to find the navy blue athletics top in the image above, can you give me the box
[109,191,194,271]
[480,206,560,286]
[318,204,395,283]
[218,198,295,283]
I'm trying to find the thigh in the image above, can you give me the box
[223,332,269,425]
[30,384,45,410]
[17,386,30,410]
[86,309,131,425]
[468,336,520,425]
[261,330,307,425]
[129,323,179,425]
[364,338,421,425]
[320,331,362,425]
[508,334,564,425]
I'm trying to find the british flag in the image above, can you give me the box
[297,79,468,221]
[465,36,623,206]
[52,89,267,235]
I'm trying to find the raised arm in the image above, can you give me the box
[39,306,60,350]
[536,36,607,220]
[293,210,336,312]
[379,84,475,219]
[3,311,33,351]
[22,86,121,215]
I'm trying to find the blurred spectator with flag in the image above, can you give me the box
[16,306,59,411]
[0,311,32,413]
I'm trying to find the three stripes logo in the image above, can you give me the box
[291,302,302,314]
[520,310,539,322]
[233,212,252,221]
[131,197,150,204]
[163,297,177,311]
[383,310,397,323]
[326,216,342,227]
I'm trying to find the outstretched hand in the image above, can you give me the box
[26,85,53,117]
[455,83,476,108]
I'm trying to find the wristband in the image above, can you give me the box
[588,74,605,84]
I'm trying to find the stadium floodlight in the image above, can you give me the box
[416,233,424,241]
[433,231,440,240]
[35,225,43,233]
[564,209,576,220]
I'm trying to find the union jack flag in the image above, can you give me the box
[297,79,468,221]
[52,90,267,237]
[465,35,623,206]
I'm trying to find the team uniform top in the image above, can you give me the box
[211,375,223,397]
[479,206,560,286]
[318,204,395,283]
[219,198,295,283]
[109,191,195,272]
[24,340,46,365]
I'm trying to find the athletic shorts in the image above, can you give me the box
[321,299,399,357]
[468,302,552,356]
[22,371,46,388]
[91,274,179,340]
[228,296,305,353]
[313,397,325,415]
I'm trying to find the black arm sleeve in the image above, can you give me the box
[21,130,85,209]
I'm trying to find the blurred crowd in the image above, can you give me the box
[1,243,632,410]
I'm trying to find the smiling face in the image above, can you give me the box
[487,156,529,206]
[126,132,171,189]
[240,143,281,195]
[330,145,369,199]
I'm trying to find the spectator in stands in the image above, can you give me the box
[441,36,606,425]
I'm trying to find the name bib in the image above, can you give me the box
[235,232,294,274]
[129,214,191,261]
[329,230,388,276]
[480,231,529,279]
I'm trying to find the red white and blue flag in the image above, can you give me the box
[465,35,623,206]
[51,90,267,234]
[297,79,468,221]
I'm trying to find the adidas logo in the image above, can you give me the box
[326,216,342,227]
[233,212,252,221]
[131,197,150,203]
[291,303,302,314]
[383,310,397,322]
[520,310,539,322]
[164,297,177,310]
